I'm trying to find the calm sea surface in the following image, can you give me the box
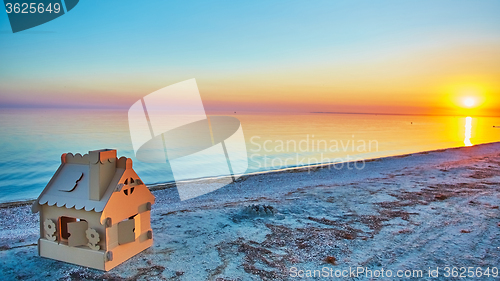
[0,108,499,203]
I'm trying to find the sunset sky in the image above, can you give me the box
[0,1,499,116]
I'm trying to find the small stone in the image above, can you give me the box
[297,243,307,249]
[435,194,447,200]
[325,256,336,265]
[344,233,354,240]
[460,229,471,233]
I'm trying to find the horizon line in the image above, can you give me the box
[1,105,499,118]
[310,111,500,118]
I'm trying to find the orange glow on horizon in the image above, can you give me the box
[438,81,499,116]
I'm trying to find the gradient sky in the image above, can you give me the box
[1,0,499,115]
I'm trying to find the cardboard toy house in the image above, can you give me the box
[31,149,155,271]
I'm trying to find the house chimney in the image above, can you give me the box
[89,149,117,201]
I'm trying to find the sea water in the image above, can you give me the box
[0,108,499,203]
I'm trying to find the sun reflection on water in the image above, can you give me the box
[464,116,473,147]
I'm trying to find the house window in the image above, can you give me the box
[59,216,77,240]
[123,178,136,196]
[117,214,141,245]
[59,216,87,247]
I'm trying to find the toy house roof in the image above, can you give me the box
[32,150,138,213]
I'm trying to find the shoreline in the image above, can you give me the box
[2,141,499,208]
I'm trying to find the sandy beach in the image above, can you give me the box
[1,142,499,280]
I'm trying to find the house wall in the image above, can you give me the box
[100,167,154,225]
[106,210,151,250]
[40,205,106,251]
[98,167,155,257]
[104,210,153,271]
[98,172,154,270]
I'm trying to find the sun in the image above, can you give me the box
[463,97,476,108]
[444,83,488,111]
